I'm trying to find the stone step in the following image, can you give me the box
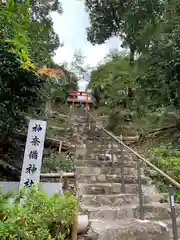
[86,151,139,164]
[81,203,178,221]
[79,182,139,194]
[81,204,135,220]
[85,219,169,240]
[86,150,131,158]
[86,148,124,154]
[76,173,149,184]
[86,138,138,146]
[87,150,134,158]
[86,143,138,156]
[76,166,142,175]
[87,143,121,148]
[87,150,138,163]
[75,144,129,152]
[162,218,180,239]
[81,193,153,207]
[86,153,137,165]
[75,159,137,168]
[78,183,160,200]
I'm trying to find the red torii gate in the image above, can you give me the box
[69,90,90,110]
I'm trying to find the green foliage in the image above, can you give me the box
[70,50,88,81]
[85,0,164,62]
[40,68,78,118]
[137,0,180,110]
[89,52,135,106]
[0,0,63,68]
[148,144,180,203]
[0,0,34,70]
[87,0,180,134]
[88,52,138,133]
[0,185,77,240]
[43,152,74,173]
[86,0,180,203]
[0,0,67,150]
[0,43,45,143]
[28,0,62,65]
[87,0,180,201]
[131,107,180,134]
[49,73,78,104]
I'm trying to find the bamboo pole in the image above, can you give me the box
[88,112,180,189]
[40,172,75,178]
[58,140,62,154]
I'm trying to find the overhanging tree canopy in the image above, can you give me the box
[85,0,164,63]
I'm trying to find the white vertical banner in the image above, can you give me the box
[19,119,47,190]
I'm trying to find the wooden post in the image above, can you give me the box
[58,140,62,154]
[72,95,75,109]
[68,106,72,128]
[137,156,144,219]
[63,176,69,191]
[85,94,88,111]
[169,186,178,240]
[71,216,77,240]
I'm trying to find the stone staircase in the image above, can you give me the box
[73,115,180,240]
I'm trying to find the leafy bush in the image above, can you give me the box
[0,43,45,144]
[43,152,74,173]
[0,185,77,240]
[0,0,34,70]
[148,144,180,203]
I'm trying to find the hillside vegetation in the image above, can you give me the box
[86,0,180,202]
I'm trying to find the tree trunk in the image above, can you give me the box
[44,98,52,117]
[127,46,136,111]
[129,47,135,66]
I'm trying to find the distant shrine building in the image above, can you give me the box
[67,90,96,110]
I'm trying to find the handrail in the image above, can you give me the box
[87,112,180,189]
